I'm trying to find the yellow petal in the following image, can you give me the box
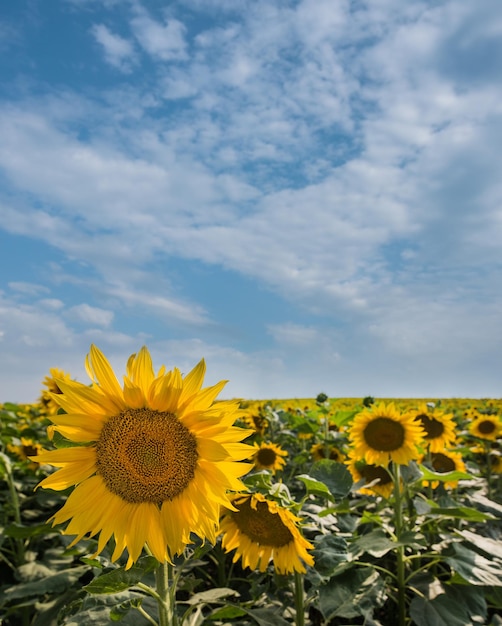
[178,359,206,406]
[85,345,125,402]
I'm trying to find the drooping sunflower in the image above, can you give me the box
[469,414,501,441]
[348,402,424,466]
[220,492,314,574]
[39,368,73,415]
[420,450,466,489]
[346,456,394,498]
[311,442,345,463]
[252,441,288,473]
[410,403,457,452]
[34,345,253,568]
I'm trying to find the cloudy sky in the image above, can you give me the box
[1,0,501,403]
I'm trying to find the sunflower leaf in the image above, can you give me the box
[310,459,353,498]
[410,584,487,626]
[443,543,502,586]
[296,474,335,502]
[83,557,159,594]
[416,464,474,483]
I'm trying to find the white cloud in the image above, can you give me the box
[67,303,114,327]
[8,282,50,296]
[91,24,136,71]
[131,11,188,61]
[268,323,320,346]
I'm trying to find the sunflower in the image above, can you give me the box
[410,403,457,452]
[420,450,466,489]
[469,414,501,441]
[348,402,424,466]
[490,453,502,474]
[39,368,72,415]
[311,442,345,463]
[346,456,394,498]
[252,441,288,473]
[242,408,268,436]
[7,437,42,469]
[220,492,314,574]
[34,345,253,569]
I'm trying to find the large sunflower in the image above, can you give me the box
[410,403,457,452]
[35,345,253,568]
[220,492,314,574]
[252,441,288,473]
[348,402,424,466]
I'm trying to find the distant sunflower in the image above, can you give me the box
[469,414,501,441]
[421,450,466,489]
[39,368,72,415]
[220,492,314,574]
[347,456,394,498]
[34,345,253,568]
[253,442,288,473]
[8,437,42,469]
[410,403,457,452]
[348,402,424,466]
[311,443,345,463]
[490,453,502,474]
[243,409,268,437]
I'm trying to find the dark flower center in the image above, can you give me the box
[96,408,198,503]
[363,417,405,451]
[232,498,293,547]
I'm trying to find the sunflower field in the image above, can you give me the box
[1,346,502,626]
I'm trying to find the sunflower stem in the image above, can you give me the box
[392,463,407,626]
[156,560,177,626]
[0,454,25,565]
[294,570,305,626]
[485,441,492,498]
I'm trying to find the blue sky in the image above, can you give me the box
[1,0,502,402]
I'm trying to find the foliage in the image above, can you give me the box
[1,396,502,625]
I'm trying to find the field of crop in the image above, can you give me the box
[1,355,502,626]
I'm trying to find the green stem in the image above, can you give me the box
[485,441,492,498]
[155,560,177,626]
[2,457,25,565]
[294,570,305,626]
[392,463,407,626]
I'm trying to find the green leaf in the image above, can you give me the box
[467,492,502,517]
[350,529,397,558]
[241,607,291,626]
[3,566,90,599]
[207,605,248,620]
[443,543,502,586]
[410,593,476,626]
[318,567,383,620]
[310,459,353,498]
[84,558,158,594]
[349,528,425,559]
[312,534,349,577]
[4,522,55,538]
[109,597,143,621]
[183,587,239,605]
[456,529,502,560]
[296,474,334,502]
[427,506,493,522]
[417,464,473,483]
